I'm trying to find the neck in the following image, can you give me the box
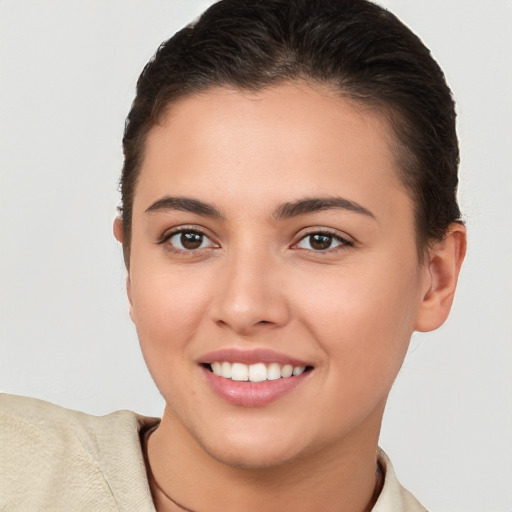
[146,406,384,512]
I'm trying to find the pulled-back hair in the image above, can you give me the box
[120,0,461,262]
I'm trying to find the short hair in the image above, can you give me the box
[120,0,461,263]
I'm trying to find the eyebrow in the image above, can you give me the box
[145,196,222,217]
[144,195,375,221]
[273,196,375,220]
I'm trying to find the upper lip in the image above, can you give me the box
[197,348,312,367]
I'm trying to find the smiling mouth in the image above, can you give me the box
[203,362,314,382]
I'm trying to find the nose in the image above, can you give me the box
[210,244,291,336]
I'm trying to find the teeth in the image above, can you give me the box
[281,364,293,378]
[221,361,232,379]
[267,362,281,380]
[248,363,267,382]
[208,362,307,382]
[231,362,249,381]
[211,362,222,376]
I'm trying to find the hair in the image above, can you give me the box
[119,0,461,264]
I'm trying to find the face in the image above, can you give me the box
[125,83,432,468]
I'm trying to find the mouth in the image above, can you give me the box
[202,361,314,382]
[198,350,314,407]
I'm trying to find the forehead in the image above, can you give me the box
[135,83,411,221]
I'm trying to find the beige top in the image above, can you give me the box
[0,394,427,511]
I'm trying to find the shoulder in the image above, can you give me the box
[372,448,428,512]
[0,394,159,511]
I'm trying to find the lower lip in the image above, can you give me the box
[200,366,311,407]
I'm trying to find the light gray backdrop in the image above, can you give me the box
[1,1,511,510]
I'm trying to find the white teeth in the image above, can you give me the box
[248,363,267,382]
[267,362,281,380]
[221,361,232,379]
[280,364,293,378]
[231,362,249,381]
[209,361,308,381]
[211,362,222,376]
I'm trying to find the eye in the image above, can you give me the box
[166,230,217,251]
[295,232,350,251]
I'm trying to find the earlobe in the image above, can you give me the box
[414,223,467,332]
[114,216,131,269]
[126,274,136,323]
[114,217,135,321]
[113,217,124,243]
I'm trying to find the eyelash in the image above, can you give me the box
[158,227,353,255]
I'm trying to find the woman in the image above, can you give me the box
[1,0,466,510]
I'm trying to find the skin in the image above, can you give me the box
[114,83,466,512]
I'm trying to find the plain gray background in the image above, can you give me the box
[1,1,511,510]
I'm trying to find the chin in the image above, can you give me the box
[196,421,309,470]
[206,441,301,470]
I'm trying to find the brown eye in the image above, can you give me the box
[181,232,203,249]
[296,232,348,251]
[309,234,332,250]
[167,230,212,251]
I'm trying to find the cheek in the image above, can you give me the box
[128,264,212,365]
[128,268,215,411]
[296,257,422,380]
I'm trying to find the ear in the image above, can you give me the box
[114,216,132,267]
[126,274,135,323]
[113,217,135,321]
[113,216,124,243]
[414,223,467,332]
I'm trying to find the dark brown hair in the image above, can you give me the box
[120,0,461,263]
